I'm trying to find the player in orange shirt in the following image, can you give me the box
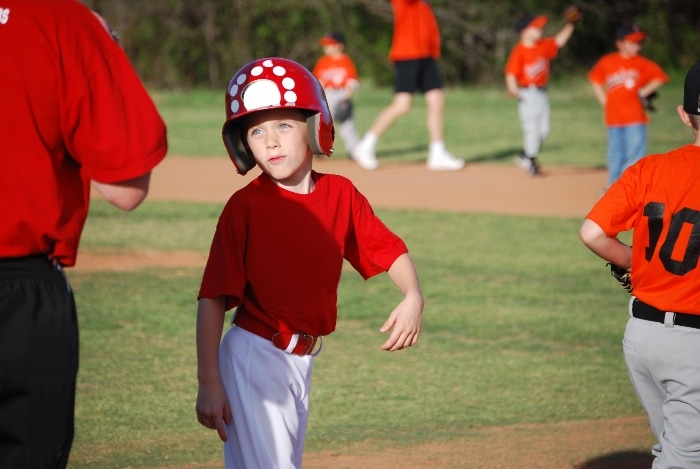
[505,11,577,176]
[352,0,464,171]
[312,32,362,163]
[588,23,669,187]
[580,60,700,469]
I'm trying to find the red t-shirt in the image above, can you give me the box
[0,0,167,266]
[312,53,359,90]
[198,172,409,337]
[588,52,669,126]
[504,38,559,87]
[389,0,441,61]
[586,144,700,314]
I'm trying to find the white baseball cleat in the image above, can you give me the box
[350,141,379,170]
[426,150,465,171]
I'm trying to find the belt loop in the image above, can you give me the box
[664,312,676,328]
[50,256,72,293]
[628,296,636,318]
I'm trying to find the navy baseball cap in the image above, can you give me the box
[683,60,700,116]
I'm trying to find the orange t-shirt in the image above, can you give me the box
[588,52,669,126]
[504,38,559,87]
[388,0,441,61]
[312,53,359,90]
[586,144,700,314]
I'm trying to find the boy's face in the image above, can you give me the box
[617,39,642,57]
[521,26,543,42]
[322,43,344,57]
[244,108,313,187]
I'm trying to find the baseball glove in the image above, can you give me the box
[607,263,632,294]
[563,5,583,25]
[641,91,658,112]
[335,99,353,123]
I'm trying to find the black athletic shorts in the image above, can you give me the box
[0,255,78,469]
[393,57,444,94]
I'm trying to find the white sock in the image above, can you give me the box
[429,141,445,156]
[362,132,378,148]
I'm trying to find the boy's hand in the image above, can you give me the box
[196,382,232,442]
[379,294,423,351]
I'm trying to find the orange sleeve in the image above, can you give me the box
[389,0,441,61]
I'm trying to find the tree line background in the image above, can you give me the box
[82,0,700,90]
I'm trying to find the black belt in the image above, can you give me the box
[632,298,700,329]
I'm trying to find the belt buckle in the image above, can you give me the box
[272,332,318,356]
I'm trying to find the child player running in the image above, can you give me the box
[195,58,424,468]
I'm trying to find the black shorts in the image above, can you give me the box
[393,57,444,94]
[0,255,78,468]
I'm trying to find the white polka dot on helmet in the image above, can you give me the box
[222,57,335,175]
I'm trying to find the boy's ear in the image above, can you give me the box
[677,104,694,128]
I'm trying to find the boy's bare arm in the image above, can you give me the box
[380,253,424,351]
[590,82,606,107]
[554,22,575,48]
[195,296,231,442]
[579,219,632,269]
[639,78,666,98]
[505,73,520,98]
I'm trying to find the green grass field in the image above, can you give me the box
[68,72,690,467]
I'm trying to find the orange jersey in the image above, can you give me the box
[312,53,359,90]
[504,38,559,87]
[388,0,441,61]
[586,144,700,314]
[588,52,669,126]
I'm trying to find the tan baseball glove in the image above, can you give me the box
[564,5,584,25]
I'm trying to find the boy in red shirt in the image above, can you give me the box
[195,58,424,468]
[312,31,362,163]
[588,23,668,187]
[580,59,700,469]
[352,0,464,171]
[505,11,577,175]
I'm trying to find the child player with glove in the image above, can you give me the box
[580,60,700,469]
[504,7,580,176]
[588,22,669,188]
[195,57,424,469]
[312,31,362,163]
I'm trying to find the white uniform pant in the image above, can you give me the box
[220,326,314,469]
[623,297,700,468]
[324,88,360,156]
[518,86,550,158]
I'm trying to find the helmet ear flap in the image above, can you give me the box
[306,112,335,157]
[223,122,257,175]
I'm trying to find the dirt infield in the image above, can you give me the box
[85,156,655,468]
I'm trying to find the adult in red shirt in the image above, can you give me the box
[0,1,167,467]
[352,0,464,171]
[589,23,669,187]
[581,60,700,469]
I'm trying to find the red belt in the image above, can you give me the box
[233,311,319,356]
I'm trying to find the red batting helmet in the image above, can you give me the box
[222,57,335,175]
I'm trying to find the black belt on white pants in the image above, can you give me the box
[632,298,700,329]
